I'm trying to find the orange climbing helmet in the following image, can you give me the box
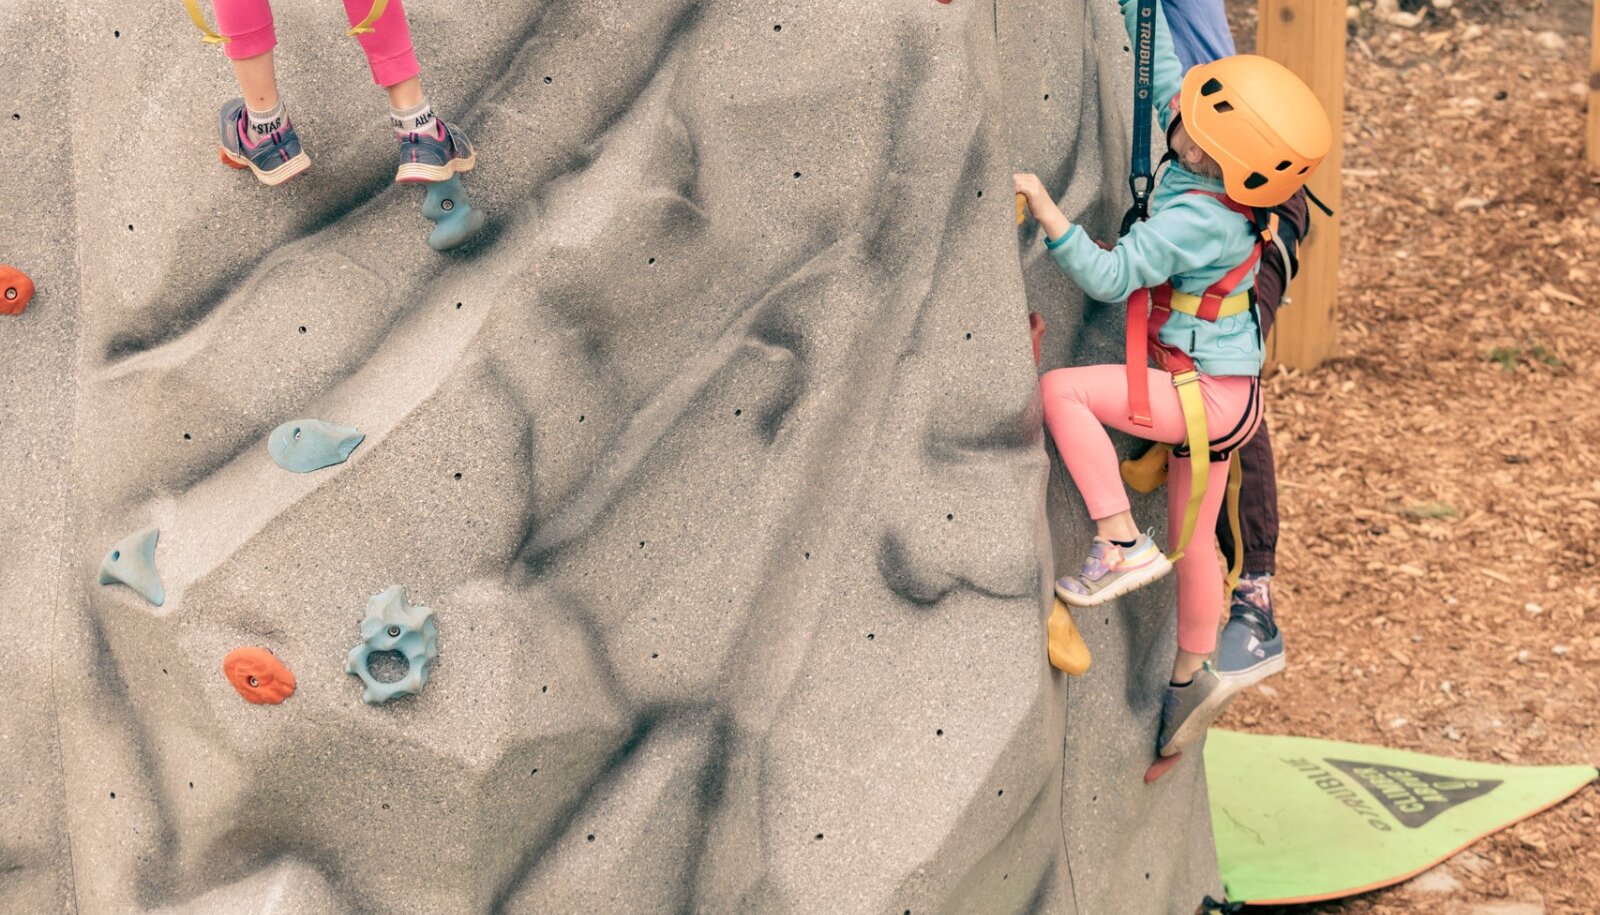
[1178,55,1333,209]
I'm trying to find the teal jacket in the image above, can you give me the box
[1045,0,1262,377]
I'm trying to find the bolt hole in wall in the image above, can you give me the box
[298,325,307,334]
[455,301,463,309]
[366,650,410,684]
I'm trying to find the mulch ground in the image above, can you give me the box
[1215,2,1600,913]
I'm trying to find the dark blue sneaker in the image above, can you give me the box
[218,99,310,186]
[395,119,476,184]
[1216,603,1285,689]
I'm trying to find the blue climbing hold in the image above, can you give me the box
[267,419,364,473]
[421,176,486,252]
[98,526,165,607]
[345,586,439,704]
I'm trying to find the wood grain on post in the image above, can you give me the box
[1588,0,1600,174]
[1257,0,1345,370]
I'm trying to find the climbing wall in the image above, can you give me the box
[0,0,1220,912]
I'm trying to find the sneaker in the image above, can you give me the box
[218,99,310,186]
[1216,603,1285,689]
[395,119,476,184]
[1158,663,1236,757]
[1054,533,1172,608]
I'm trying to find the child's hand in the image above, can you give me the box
[1013,173,1072,242]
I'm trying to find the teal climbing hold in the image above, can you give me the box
[268,419,364,473]
[345,586,439,704]
[98,526,165,607]
[421,176,486,252]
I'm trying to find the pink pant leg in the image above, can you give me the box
[1167,451,1234,655]
[343,0,421,87]
[1039,365,1191,520]
[213,0,278,60]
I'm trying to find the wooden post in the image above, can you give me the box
[1257,0,1345,371]
[1588,0,1600,174]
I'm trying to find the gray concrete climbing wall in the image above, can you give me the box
[0,0,1221,911]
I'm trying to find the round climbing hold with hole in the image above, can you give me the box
[1,265,35,316]
[421,176,486,251]
[345,586,438,704]
[268,419,364,473]
[223,647,296,704]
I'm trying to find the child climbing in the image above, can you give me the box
[186,0,475,187]
[1015,0,1330,757]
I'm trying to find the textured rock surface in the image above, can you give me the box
[0,0,1220,912]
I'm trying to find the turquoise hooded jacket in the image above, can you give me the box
[1045,0,1263,377]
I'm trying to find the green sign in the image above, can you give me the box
[1205,729,1596,905]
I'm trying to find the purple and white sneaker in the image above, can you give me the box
[395,118,476,184]
[1055,533,1172,608]
[218,99,310,186]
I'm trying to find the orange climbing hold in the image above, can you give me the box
[1,265,35,316]
[223,647,296,704]
[1047,598,1091,676]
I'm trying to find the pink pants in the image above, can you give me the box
[1041,365,1262,654]
[214,0,421,87]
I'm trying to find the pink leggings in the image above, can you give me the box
[1041,365,1261,654]
[214,0,420,87]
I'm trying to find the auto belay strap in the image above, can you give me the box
[1120,0,1159,236]
[182,0,230,43]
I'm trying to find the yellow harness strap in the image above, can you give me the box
[347,0,390,36]
[1168,290,1251,319]
[182,0,230,43]
[1168,371,1210,563]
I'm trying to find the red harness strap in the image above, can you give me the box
[1125,191,1262,428]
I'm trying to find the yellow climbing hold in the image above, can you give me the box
[1047,598,1091,676]
[347,0,390,36]
[182,0,230,43]
[1120,442,1171,494]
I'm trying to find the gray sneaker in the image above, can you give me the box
[395,118,476,184]
[1216,604,1285,689]
[218,99,310,186]
[1158,664,1237,758]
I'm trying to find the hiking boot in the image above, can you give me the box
[218,99,310,186]
[395,118,476,184]
[1216,603,1285,689]
[1055,533,1171,608]
[1158,663,1236,757]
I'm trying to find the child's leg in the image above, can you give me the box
[213,1,310,185]
[342,0,421,89]
[213,0,281,108]
[1167,449,1235,681]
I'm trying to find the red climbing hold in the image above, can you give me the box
[1029,312,1046,365]
[223,647,297,704]
[1144,752,1184,785]
[1,265,34,316]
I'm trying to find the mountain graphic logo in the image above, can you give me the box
[1326,758,1502,828]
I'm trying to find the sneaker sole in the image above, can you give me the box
[1216,650,1287,691]
[395,152,477,184]
[1160,686,1238,758]
[1055,552,1173,608]
[221,146,311,187]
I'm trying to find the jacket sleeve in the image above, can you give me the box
[1045,196,1231,303]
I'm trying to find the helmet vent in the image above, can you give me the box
[1298,166,1310,175]
[1275,160,1293,172]
[1201,78,1224,96]
[1244,172,1269,190]
[1213,101,1234,114]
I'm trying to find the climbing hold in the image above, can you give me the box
[345,586,438,704]
[1,265,35,316]
[98,526,165,607]
[1015,192,1027,225]
[1120,442,1171,494]
[1144,752,1184,785]
[1047,598,1091,676]
[267,419,364,473]
[223,647,296,704]
[1029,311,1046,366]
[421,176,486,252]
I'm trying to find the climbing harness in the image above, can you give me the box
[183,0,388,43]
[181,0,229,44]
[1121,0,1160,235]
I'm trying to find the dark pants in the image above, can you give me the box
[1213,192,1309,578]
